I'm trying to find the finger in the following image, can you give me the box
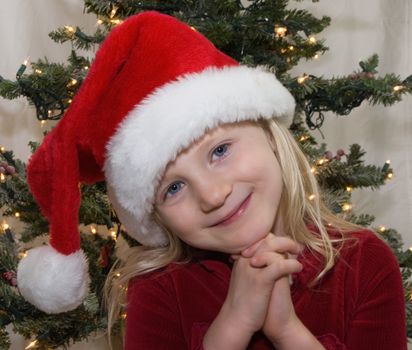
[251,252,303,276]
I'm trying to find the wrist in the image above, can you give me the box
[203,303,255,350]
[269,317,325,350]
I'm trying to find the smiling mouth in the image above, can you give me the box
[211,193,252,227]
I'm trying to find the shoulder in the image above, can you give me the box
[340,228,398,267]
[336,228,401,289]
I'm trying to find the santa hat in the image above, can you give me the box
[17,11,295,313]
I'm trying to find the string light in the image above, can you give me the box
[2,222,9,230]
[308,194,316,201]
[346,186,352,192]
[83,66,89,71]
[67,78,77,87]
[111,229,117,240]
[297,74,309,84]
[68,99,73,104]
[288,45,294,51]
[40,120,47,127]
[115,272,121,277]
[190,26,197,31]
[393,85,404,92]
[110,19,123,25]
[17,57,30,77]
[313,54,319,59]
[409,247,412,253]
[90,226,97,234]
[65,25,75,33]
[379,226,386,232]
[96,19,103,25]
[387,172,393,179]
[0,173,6,182]
[34,69,42,74]
[19,251,28,259]
[14,212,20,218]
[25,340,38,349]
[317,158,326,165]
[110,6,118,18]
[299,135,309,142]
[121,312,127,319]
[274,25,287,38]
[308,36,317,44]
[342,203,352,212]
[310,167,316,173]
[0,146,5,152]
[280,48,287,54]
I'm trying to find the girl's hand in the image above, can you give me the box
[203,235,301,349]
[241,233,303,345]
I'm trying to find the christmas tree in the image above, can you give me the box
[1,1,411,348]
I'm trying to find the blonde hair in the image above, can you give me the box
[104,117,362,347]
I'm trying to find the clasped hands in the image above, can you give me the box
[226,233,304,346]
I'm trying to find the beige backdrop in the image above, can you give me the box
[1,0,411,348]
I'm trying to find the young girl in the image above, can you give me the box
[17,11,406,350]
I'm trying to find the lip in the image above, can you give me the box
[211,193,252,227]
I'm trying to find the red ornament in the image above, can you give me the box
[324,151,333,160]
[2,271,17,286]
[6,165,15,175]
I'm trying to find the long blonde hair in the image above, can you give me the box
[104,117,362,347]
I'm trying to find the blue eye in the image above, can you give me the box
[165,181,184,198]
[211,143,229,161]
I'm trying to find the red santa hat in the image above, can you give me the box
[17,11,295,313]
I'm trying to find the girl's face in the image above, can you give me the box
[154,122,284,254]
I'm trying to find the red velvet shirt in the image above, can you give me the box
[125,229,407,349]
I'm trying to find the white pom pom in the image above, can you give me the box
[17,246,89,314]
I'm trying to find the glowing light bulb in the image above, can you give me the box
[393,85,403,92]
[313,54,319,59]
[0,146,5,152]
[110,6,118,18]
[116,272,121,277]
[289,45,294,51]
[308,194,316,201]
[346,186,352,192]
[25,340,38,349]
[2,222,9,230]
[297,75,309,84]
[97,19,103,25]
[0,173,6,182]
[91,226,97,234]
[308,36,317,43]
[35,69,42,74]
[379,226,386,232]
[65,26,75,33]
[387,172,393,179]
[15,212,20,218]
[310,167,316,173]
[342,204,352,212]
[275,26,287,37]
[190,26,197,31]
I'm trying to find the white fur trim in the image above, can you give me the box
[17,246,89,314]
[104,65,295,246]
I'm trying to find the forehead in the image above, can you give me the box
[166,121,260,167]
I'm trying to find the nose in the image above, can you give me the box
[195,175,232,213]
